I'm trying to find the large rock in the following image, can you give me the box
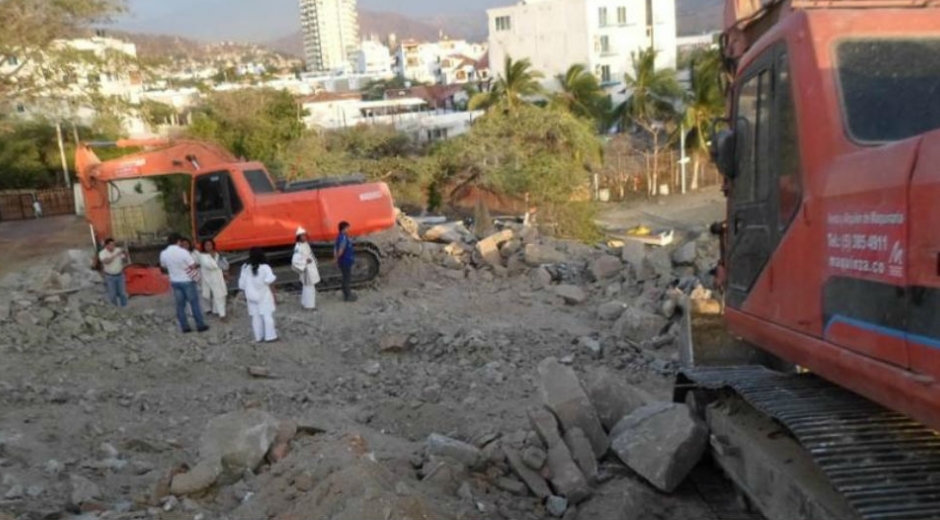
[583,368,656,431]
[610,403,708,493]
[613,306,668,342]
[524,244,566,266]
[69,474,101,506]
[672,242,698,266]
[644,248,673,280]
[546,441,591,503]
[504,446,552,498]
[426,434,484,469]
[537,358,608,458]
[554,285,587,305]
[170,459,222,496]
[597,301,627,321]
[563,427,598,484]
[621,241,647,270]
[423,222,474,244]
[475,229,515,267]
[528,406,563,448]
[591,255,622,281]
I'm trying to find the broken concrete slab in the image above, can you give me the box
[524,244,566,267]
[597,301,627,321]
[504,446,552,499]
[528,406,563,449]
[554,285,587,305]
[591,255,622,281]
[610,402,708,493]
[672,242,698,266]
[621,241,647,270]
[426,433,484,469]
[199,409,280,482]
[475,229,515,267]
[563,427,598,484]
[546,441,591,503]
[583,367,656,431]
[495,476,528,496]
[537,357,608,459]
[423,222,474,244]
[613,306,668,343]
[170,459,222,496]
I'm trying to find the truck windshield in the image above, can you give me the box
[836,38,940,143]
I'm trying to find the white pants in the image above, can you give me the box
[204,293,226,318]
[301,285,316,309]
[251,313,277,342]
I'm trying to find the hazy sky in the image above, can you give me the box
[117,0,505,41]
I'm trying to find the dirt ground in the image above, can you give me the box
[0,193,728,520]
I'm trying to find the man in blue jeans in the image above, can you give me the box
[334,221,357,302]
[159,233,209,333]
[98,238,129,307]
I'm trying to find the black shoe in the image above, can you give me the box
[182,329,193,334]
[344,293,358,302]
[197,326,210,333]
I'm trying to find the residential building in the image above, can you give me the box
[395,39,489,85]
[486,0,677,92]
[352,39,393,76]
[299,0,360,72]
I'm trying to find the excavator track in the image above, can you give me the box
[226,241,382,293]
[678,366,940,520]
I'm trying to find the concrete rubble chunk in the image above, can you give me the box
[170,459,222,496]
[69,474,101,505]
[621,241,647,270]
[597,301,627,321]
[537,357,609,459]
[504,446,552,499]
[645,248,673,280]
[554,285,587,305]
[672,241,698,265]
[528,406,563,449]
[496,476,528,495]
[610,402,708,493]
[614,306,668,342]
[379,335,409,353]
[524,244,567,267]
[423,222,474,244]
[583,368,657,431]
[546,441,592,503]
[521,445,547,470]
[591,255,622,281]
[563,427,598,484]
[426,433,484,469]
[546,495,569,517]
[475,229,515,267]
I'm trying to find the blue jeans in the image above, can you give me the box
[104,273,128,307]
[171,281,207,332]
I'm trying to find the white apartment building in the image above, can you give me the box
[353,39,393,76]
[299,0,360,73]
[396,39,488,85]
[486,0,677,91]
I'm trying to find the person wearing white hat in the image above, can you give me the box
[291,226,320,310]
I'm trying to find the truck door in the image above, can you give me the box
[192,170,243,242]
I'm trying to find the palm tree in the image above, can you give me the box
[681,47,724,190]
[614,47,682,196]
[470,56,544,111]
[551,64,612,132]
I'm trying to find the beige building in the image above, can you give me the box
[299,0,360,72]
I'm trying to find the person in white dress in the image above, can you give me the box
[291,227,320,310]
[196,239,229,321]
[238,247,278,343]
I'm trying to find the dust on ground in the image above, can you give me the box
[0,194,728,520]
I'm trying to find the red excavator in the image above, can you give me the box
[75,139,396,295]
[675,1,940,518]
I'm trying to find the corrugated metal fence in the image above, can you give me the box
[0,188,76,221]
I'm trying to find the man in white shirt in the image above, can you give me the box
[160,233,209,333]
[98,238,128,307]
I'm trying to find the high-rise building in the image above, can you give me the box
[299,0,360,72]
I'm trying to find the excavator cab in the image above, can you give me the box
[192,169,245,243]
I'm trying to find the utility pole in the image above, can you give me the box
[680,123,687,194]
[55,122,71,188]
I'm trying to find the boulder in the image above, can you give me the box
[534,267,554,288]
[546,442,591,503]
[610,403,708,493]
[563,427,598,484]
[504,446,552,498]
[537,358,608,458]
[524,244,566,267]
[69,474,101,506]
[170,459,222,496]
[528,406,563,449]
[423,222,473,244]
[395,239,424,257]
[613,306,668,342]
[644,248,673,280]
[199,409,280,481]
[475,229,515,267]
[521,446,547,470]
[591,255,622,281]
[426,434,484,469]
[671,242,698,266]
[582,368,656,431]
[554,285,587,305]
[597,301,627,321]
[621,241,647,270]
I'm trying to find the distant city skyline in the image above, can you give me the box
[116,0,507,42]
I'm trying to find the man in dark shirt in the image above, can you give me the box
[334,221,357,302]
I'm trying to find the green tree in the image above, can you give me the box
[141,99,176,127]
[469,56,544,111]
[681,47,724,189]
[614,47,682,196]
[551,64,612,132]
[186,88,305,170]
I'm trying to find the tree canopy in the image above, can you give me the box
[551,64,612,132]
[469,56,544,111]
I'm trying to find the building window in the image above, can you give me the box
[495,16,512,31]
[617,6,627,25]
[598,7,608,27]
[600,36,611,54]
[600,65,611,83]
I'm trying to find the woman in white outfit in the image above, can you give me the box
[196,239,229,320]
[291,227,320,310]
[238,247,278,343]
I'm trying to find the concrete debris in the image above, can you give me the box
[610,402,708,493]
[547,495,569,517]
[528,406,564,449]
[521,445,547,470]
[69,474,101,505]
[524,244,567,267]
[423,222,475,244]
[504,446,552,499]
[475,229,515,267]
[564,427,599,484]
[378,334,409,352]
[672,241,698,265]
[614,306,668,342]
[554,285,587,305]
[426,433,484,469]
[577,336,602,359]
[546,439,592,504]
[583,368,657,431]
[537,357,609,459]
[246,366,273,378]
[495,476,528,495]
[591,255,623,281]
[597,301,627,321]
